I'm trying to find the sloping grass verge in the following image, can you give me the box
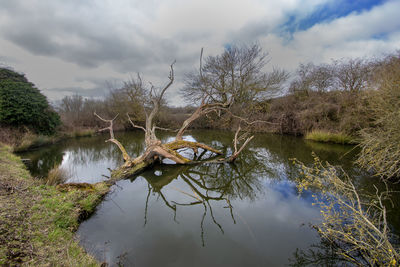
[0,144,110,266]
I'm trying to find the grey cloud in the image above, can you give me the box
[1,0,399,108]
[0,0,23,13]
[7,30,60,56]
[43,85,108,99]
[229,20,273,43]
[74,76,124,91]
[0,1,181,73]
[0,55,19,64]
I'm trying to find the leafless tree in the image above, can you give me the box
[94,55,257,181]
[58,95,107,129]
[183,44,288,105]
[289,62,334,94]
[107,74,148,124]
[332,58,371,92]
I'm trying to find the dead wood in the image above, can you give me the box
[95,56,255,181]
[94,112,131,162]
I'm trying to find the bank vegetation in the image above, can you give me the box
[1,45,400,266]
[0,145,110,266]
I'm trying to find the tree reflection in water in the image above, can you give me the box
[288,238,351,267]
[135,147,267,246]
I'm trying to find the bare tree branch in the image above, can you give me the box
[94,112,131,162]
[126,113,146,132]
[228,125,254,162]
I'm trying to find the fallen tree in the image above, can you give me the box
[94,45,286,181]
[94,60,255,181]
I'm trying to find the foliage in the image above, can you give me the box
[357,53,400,180]
[0,144,109,265]
[305,130,355,145]
[295,155,399,266]
[0,67,31,83]
[0,68,60,135]
[261,90,371,136]
[12,132,56,152]
[50,50,399,146]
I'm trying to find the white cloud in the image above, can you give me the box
[0,0,398,106]
[262,0,400,72]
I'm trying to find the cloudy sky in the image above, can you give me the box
[0,0,399,106]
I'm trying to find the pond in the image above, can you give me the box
[18,130,399,266]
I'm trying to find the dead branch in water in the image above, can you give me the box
[95,52,259,180]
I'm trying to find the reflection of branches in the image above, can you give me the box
[136,149,267,245]
[144,183,151,226]
[171,172,227,242]
[144,184,178,224]
[288,237,349,267]
[207,200,224,234]
[200,203,207,247]
[157,189,178,223]
[176,174,227,228]
[225,198,236,224]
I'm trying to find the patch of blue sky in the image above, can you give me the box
[371,32,389,40]
[223,43,232,50]
[280,0,387,34]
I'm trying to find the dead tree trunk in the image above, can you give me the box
[95,59,255,181]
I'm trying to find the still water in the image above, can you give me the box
[19,130,398,266]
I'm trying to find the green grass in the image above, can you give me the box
[0,144,110,266]
[305,130,357,145]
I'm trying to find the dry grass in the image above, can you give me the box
[13,133,56,152]
[305,130,356,145]
[72,129,95,138]
[46,165,69,186]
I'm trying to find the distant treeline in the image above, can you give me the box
[57,51,397,138]
[55,49,400,181]
[1,46,399,180]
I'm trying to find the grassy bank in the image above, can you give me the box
[11,129,96,152]
[305,130,357,145]
[0,144,109,266]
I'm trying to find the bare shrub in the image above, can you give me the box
[295,155,399,266]
[357,53,400,179]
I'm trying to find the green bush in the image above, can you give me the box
[0,68,60,135]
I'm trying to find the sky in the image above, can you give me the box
[0,0,399,106]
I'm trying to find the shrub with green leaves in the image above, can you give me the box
[0,68,60,135]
